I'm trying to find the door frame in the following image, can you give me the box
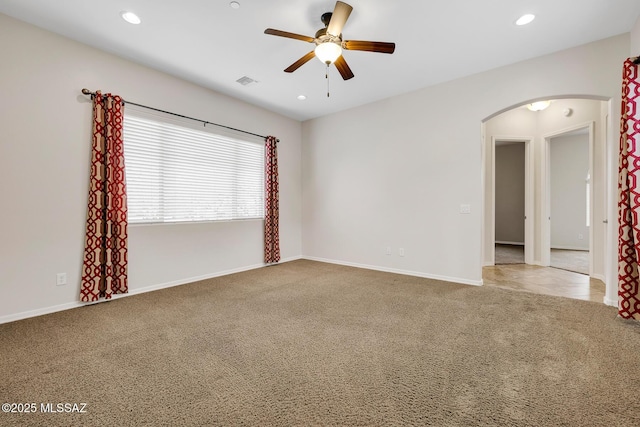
[541,121,595,274]
[487,136,535,266]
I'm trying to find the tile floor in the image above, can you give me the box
[483,263,605,303]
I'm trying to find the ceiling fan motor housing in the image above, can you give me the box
[314,27,341,45]
[321,12,333,27]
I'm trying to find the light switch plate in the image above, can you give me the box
[56,273,67,286]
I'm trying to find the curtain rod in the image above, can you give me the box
[81,89,277,142]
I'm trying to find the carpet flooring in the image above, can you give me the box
[1,260,639,426]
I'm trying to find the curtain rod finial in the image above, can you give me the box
[82,88,92,95]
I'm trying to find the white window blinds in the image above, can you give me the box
[123,109,264,224]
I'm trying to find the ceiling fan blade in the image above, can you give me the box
[284,51,316,73]
[343,40,396,54]
[327,1,353,37]
[264,28,315,43]
[334,56,355,80]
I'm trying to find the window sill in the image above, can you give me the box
[128,218,265,227]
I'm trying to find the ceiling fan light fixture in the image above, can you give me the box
[527,100,551,111]
[315,42,342,65]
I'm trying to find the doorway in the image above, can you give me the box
[493,139,533,265]
[481,98,610,303]
[543,123,594,276]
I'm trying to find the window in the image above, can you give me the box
[123,108,264,224]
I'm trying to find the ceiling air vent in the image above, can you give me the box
[236,76,257,86]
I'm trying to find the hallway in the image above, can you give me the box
[483,263,605,303]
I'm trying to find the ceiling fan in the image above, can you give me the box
[264,1,395,81]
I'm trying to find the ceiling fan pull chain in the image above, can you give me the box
[326,64,330,97]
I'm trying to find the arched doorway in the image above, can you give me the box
[481,97,612,303]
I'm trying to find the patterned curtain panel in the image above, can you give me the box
[80,92,129,302]
[264,136,281,263]
[618,59,640,320]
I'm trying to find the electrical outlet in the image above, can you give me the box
[460,204,471,214]
[399,248,405,257]
[386,246,392,255]
[578,234,584,240]
[56,273,67,286]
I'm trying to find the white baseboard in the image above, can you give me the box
[496,243,589,252]
[603,296,617,307]
[550,246,589,251]
[0,256,303,325]
[302,256,483,287]
[0,301,89,326]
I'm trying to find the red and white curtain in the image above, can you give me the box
[80,92,129,302]
[618,59,640,320]
[264,136,281,263]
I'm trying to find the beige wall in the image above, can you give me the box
[632,15,640,54]
[303,35,627,300]
[0,14,302,322]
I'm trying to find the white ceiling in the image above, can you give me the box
[1,0,639,121]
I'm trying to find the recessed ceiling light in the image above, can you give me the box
[230,1,241,9]
[121,11,141,25]
[516,14,535,26]
[297,95,307,101]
